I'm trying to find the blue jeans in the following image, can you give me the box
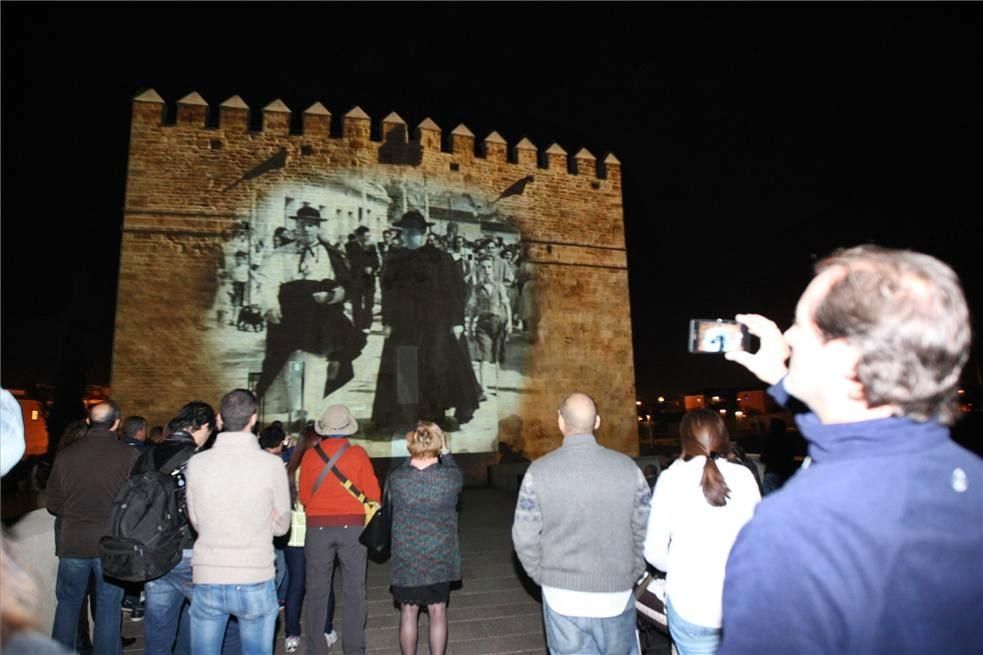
[666,599,721,655]
[190,580,277,655]
[52,557,124,655]
[144,553,194,655]
[283,545,334,638]
[542,594,638,655]
[143,553,243,655]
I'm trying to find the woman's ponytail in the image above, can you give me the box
[680,410,735,507]
[700,452,731,507]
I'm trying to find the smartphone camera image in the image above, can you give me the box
[688,319,750,354]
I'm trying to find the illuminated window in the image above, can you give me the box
[31,410,39,421]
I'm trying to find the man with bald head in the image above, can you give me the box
[47,401,140,655]
[513,393,651,655]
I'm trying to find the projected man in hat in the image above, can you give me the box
[372,210,481,433]
[254,204,366,407]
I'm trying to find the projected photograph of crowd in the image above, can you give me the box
[206,173,537,457]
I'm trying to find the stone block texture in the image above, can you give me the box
[113,91,637,457]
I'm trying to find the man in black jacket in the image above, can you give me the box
[135,401,215,655]
[47,401,139,655]
[372,210,481,434]
[346,225,381,332]
[254,205,366,408]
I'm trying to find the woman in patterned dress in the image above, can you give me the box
[388,422,463,655]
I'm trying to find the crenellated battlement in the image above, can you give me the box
[117,88,636,461]
[132,89,621,183]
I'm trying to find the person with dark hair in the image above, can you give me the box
[759,418,797,495]
[446,234,475,285]
[721,245,982,654]
[259,424,286,452]
[642,463,659,491]
[55,420,88,452]
[230,250,251,310]
[216,388,258,432]
[372,210,481,433]
[346,225,381,332]
[185,390,290,655]
[46,402,138,655]
[388,421,462,655]
[512,393,651,655]
[259,424,289,611]
[137,401,216,655]
[728,442,763,494]
[119,414,151,617]
[120,415,149,454]
[643,409,760,655]
[272,226,292,249]
[281,426,336,654]
[466,255,512,400]
[254,204,366,412]
[147,425,165,446]
[49,420,96,652]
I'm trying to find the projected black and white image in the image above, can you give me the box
[207,173,538,456]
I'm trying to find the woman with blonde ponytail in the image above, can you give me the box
[643,409,760,655]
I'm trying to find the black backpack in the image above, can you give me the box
[99,449,186,582]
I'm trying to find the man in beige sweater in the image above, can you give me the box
[185,389,290,655]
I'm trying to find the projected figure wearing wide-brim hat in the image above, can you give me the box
[254,203,366,407]
[371,210,481,433]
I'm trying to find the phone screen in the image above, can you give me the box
[689,319,748,354]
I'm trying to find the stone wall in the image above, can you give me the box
[112,90,638,458]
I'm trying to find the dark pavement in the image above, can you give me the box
[121,486,672,654]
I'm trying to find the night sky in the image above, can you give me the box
[2,4,981,401]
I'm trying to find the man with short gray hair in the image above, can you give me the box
[512,392,651,655]
[721,245,982,654]
[120,415,149,454]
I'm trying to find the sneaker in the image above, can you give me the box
[284,636,301,654]
[130,608,144,622]
[324,630,338,648]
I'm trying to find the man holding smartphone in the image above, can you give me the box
[719,245,981,654]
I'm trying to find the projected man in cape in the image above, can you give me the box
[371,209,481,433]
[253,204,366,407]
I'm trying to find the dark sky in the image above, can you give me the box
[2,3,981,400]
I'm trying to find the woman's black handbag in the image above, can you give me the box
[358,480,391,561]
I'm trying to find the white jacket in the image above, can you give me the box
[644,456,760,628]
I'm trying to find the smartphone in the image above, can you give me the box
[688,319,751,354]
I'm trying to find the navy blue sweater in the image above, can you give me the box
[720,381,983,655]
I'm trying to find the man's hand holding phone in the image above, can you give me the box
[724,313,790,385]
